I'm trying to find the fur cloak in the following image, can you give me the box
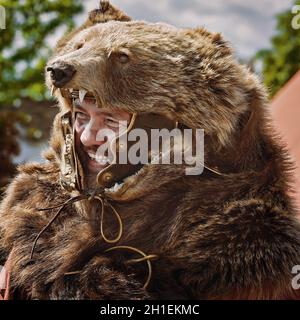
[1,1,300,300]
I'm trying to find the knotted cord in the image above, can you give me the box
[94,195,123,244]
[30,190,157,289]
[64,246,158,289]
[30,194,87,260]
[105,246,158,289]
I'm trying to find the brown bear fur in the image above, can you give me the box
[1,1,300,299]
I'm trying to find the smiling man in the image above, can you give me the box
[0,1,300,300]
[73,94,131,188]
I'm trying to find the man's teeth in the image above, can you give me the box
[87,152,109,165]
[87,152,96,159]
[79,89,88,102]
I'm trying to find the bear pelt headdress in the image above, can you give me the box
[1,1,300,300]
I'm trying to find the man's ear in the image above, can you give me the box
[55,1,131,53]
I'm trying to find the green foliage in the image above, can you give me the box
[256,0,300,97]
[0,0,83,190]
[0,0,83,104]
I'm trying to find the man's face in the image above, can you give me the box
[74,96,131,180]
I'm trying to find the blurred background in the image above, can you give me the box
[0,0,299,206]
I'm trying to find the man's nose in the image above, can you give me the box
[80,119,107,146]
[80,126,99,147]
[46,62,76,87]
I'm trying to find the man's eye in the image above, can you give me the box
[105,117,121,128]
[76,112,89,120]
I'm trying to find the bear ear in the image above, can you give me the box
[190,27,232,57]
[89,0,131,24]
[210,32,232,55]
[55,1,131,53]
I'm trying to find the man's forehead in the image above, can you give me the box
[74,104,129,117]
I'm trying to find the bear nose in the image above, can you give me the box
[46,62,76,87]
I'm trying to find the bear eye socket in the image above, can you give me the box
[118,53,130,64]
[75,41,85,50]
[109,49,131,64]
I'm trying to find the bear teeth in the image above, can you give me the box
[105,181,124,193]
[79,89,88,102]
[51,85,57,96]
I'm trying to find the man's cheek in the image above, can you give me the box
[74,120,84,134]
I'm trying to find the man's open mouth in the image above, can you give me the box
[85,150,110,165]
[81,148,111,175]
